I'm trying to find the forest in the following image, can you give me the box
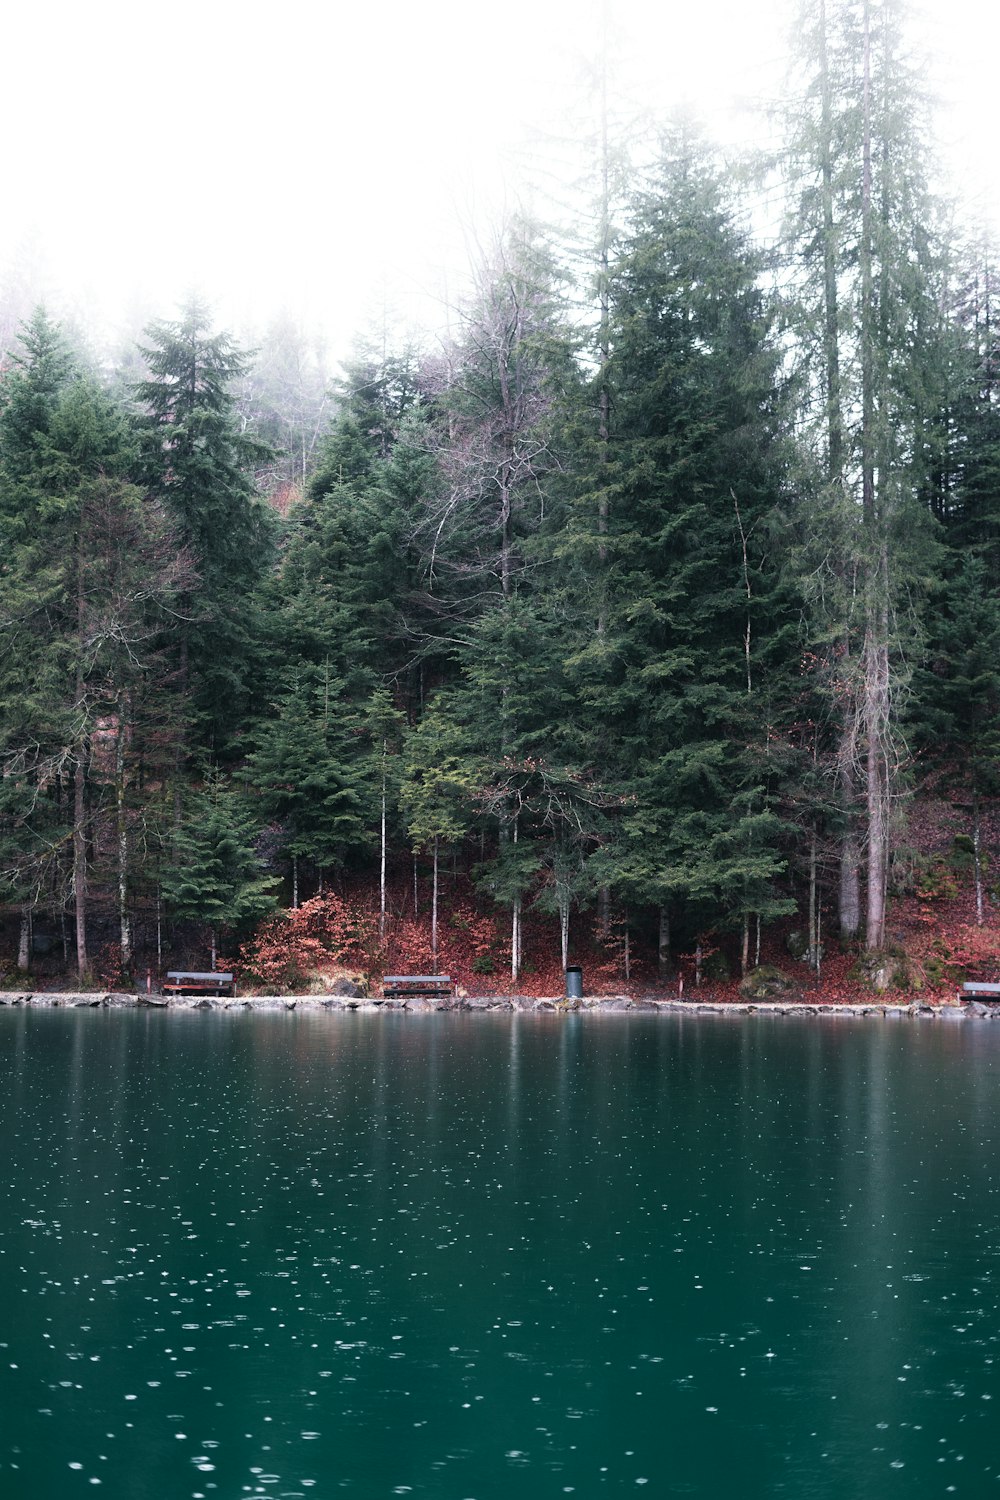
[1,0,998,996]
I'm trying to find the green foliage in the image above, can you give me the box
[246,669,373,879]
[400,705,475,855]
[135,297,276,752]
[161,778,278,941]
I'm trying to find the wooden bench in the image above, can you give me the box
[163,971,235,998]
[382,974,453,1000]
[961,982,1000,1002]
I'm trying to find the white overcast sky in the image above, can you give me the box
[2,0,997,361]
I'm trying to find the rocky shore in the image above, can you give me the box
[0,991,995,1018]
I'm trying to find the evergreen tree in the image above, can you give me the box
[572,125,798,971]
[161,778,278,970]
[135,298,276,757]
[400,706,476,972]
[0,311,186,977]
[246,669,373,904]
[911,556,1000,924]
[783,0,945,949]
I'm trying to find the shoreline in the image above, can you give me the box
[0,991,995,1019]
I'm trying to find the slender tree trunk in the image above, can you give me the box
[597,885,610,939]
[73,728,88,978]
[658,905,672,981]
[733,492,753,694]
[559,896,570,973]
[116,702,132,974]
[808,832,818,966]
[839,814,862,939]
[292,852,299,911]
[18,905,31,972]
[210,928,217,971]
[863,585,891,951]
[173,632,189,838]
[973,797,985,926]
[431,835,439,974]
[511,814,522,983]
[511,894,522,984]
[379,738,387,943]
[741,915,750,978]
[816,901,823,979]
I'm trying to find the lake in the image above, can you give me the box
[1,1008,998,1498]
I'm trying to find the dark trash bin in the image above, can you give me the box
[565,966,583,999]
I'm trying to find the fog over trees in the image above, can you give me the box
[1,0,998,986]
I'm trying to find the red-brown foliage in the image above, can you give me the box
[240,892,376,991]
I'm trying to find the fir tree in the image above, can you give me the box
[135,298,276,757]
[161,777,278,970]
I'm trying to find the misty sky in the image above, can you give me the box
[3,0,997,360]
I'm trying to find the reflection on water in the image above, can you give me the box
[0,1009,998,1498]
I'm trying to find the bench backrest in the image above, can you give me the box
[167,971,234,984]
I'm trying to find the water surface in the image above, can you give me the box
[1,1009,998,1498]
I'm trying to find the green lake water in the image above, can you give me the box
[1,1008,998,1499]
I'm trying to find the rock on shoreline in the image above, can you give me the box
[0,991,996,1019]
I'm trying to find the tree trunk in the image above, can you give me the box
[658,905,672,981]
[73,740,88,981]
[511,894,522,984]
[379,739,388,943]
[210,928,217,971]
[808,832,818,968]
[741,914,750,978]
[116,703,132,975]
[559,896,570,973]
[973,798,985,926]
[816,901,822,980]
[73,548,89,982]
[838,724,862,939]
[292,851,299,911]
[173,632,189,838]
[859,0,889,958]
[597,885,610,939]
[18,905,31,972]
[431,835,439,974]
